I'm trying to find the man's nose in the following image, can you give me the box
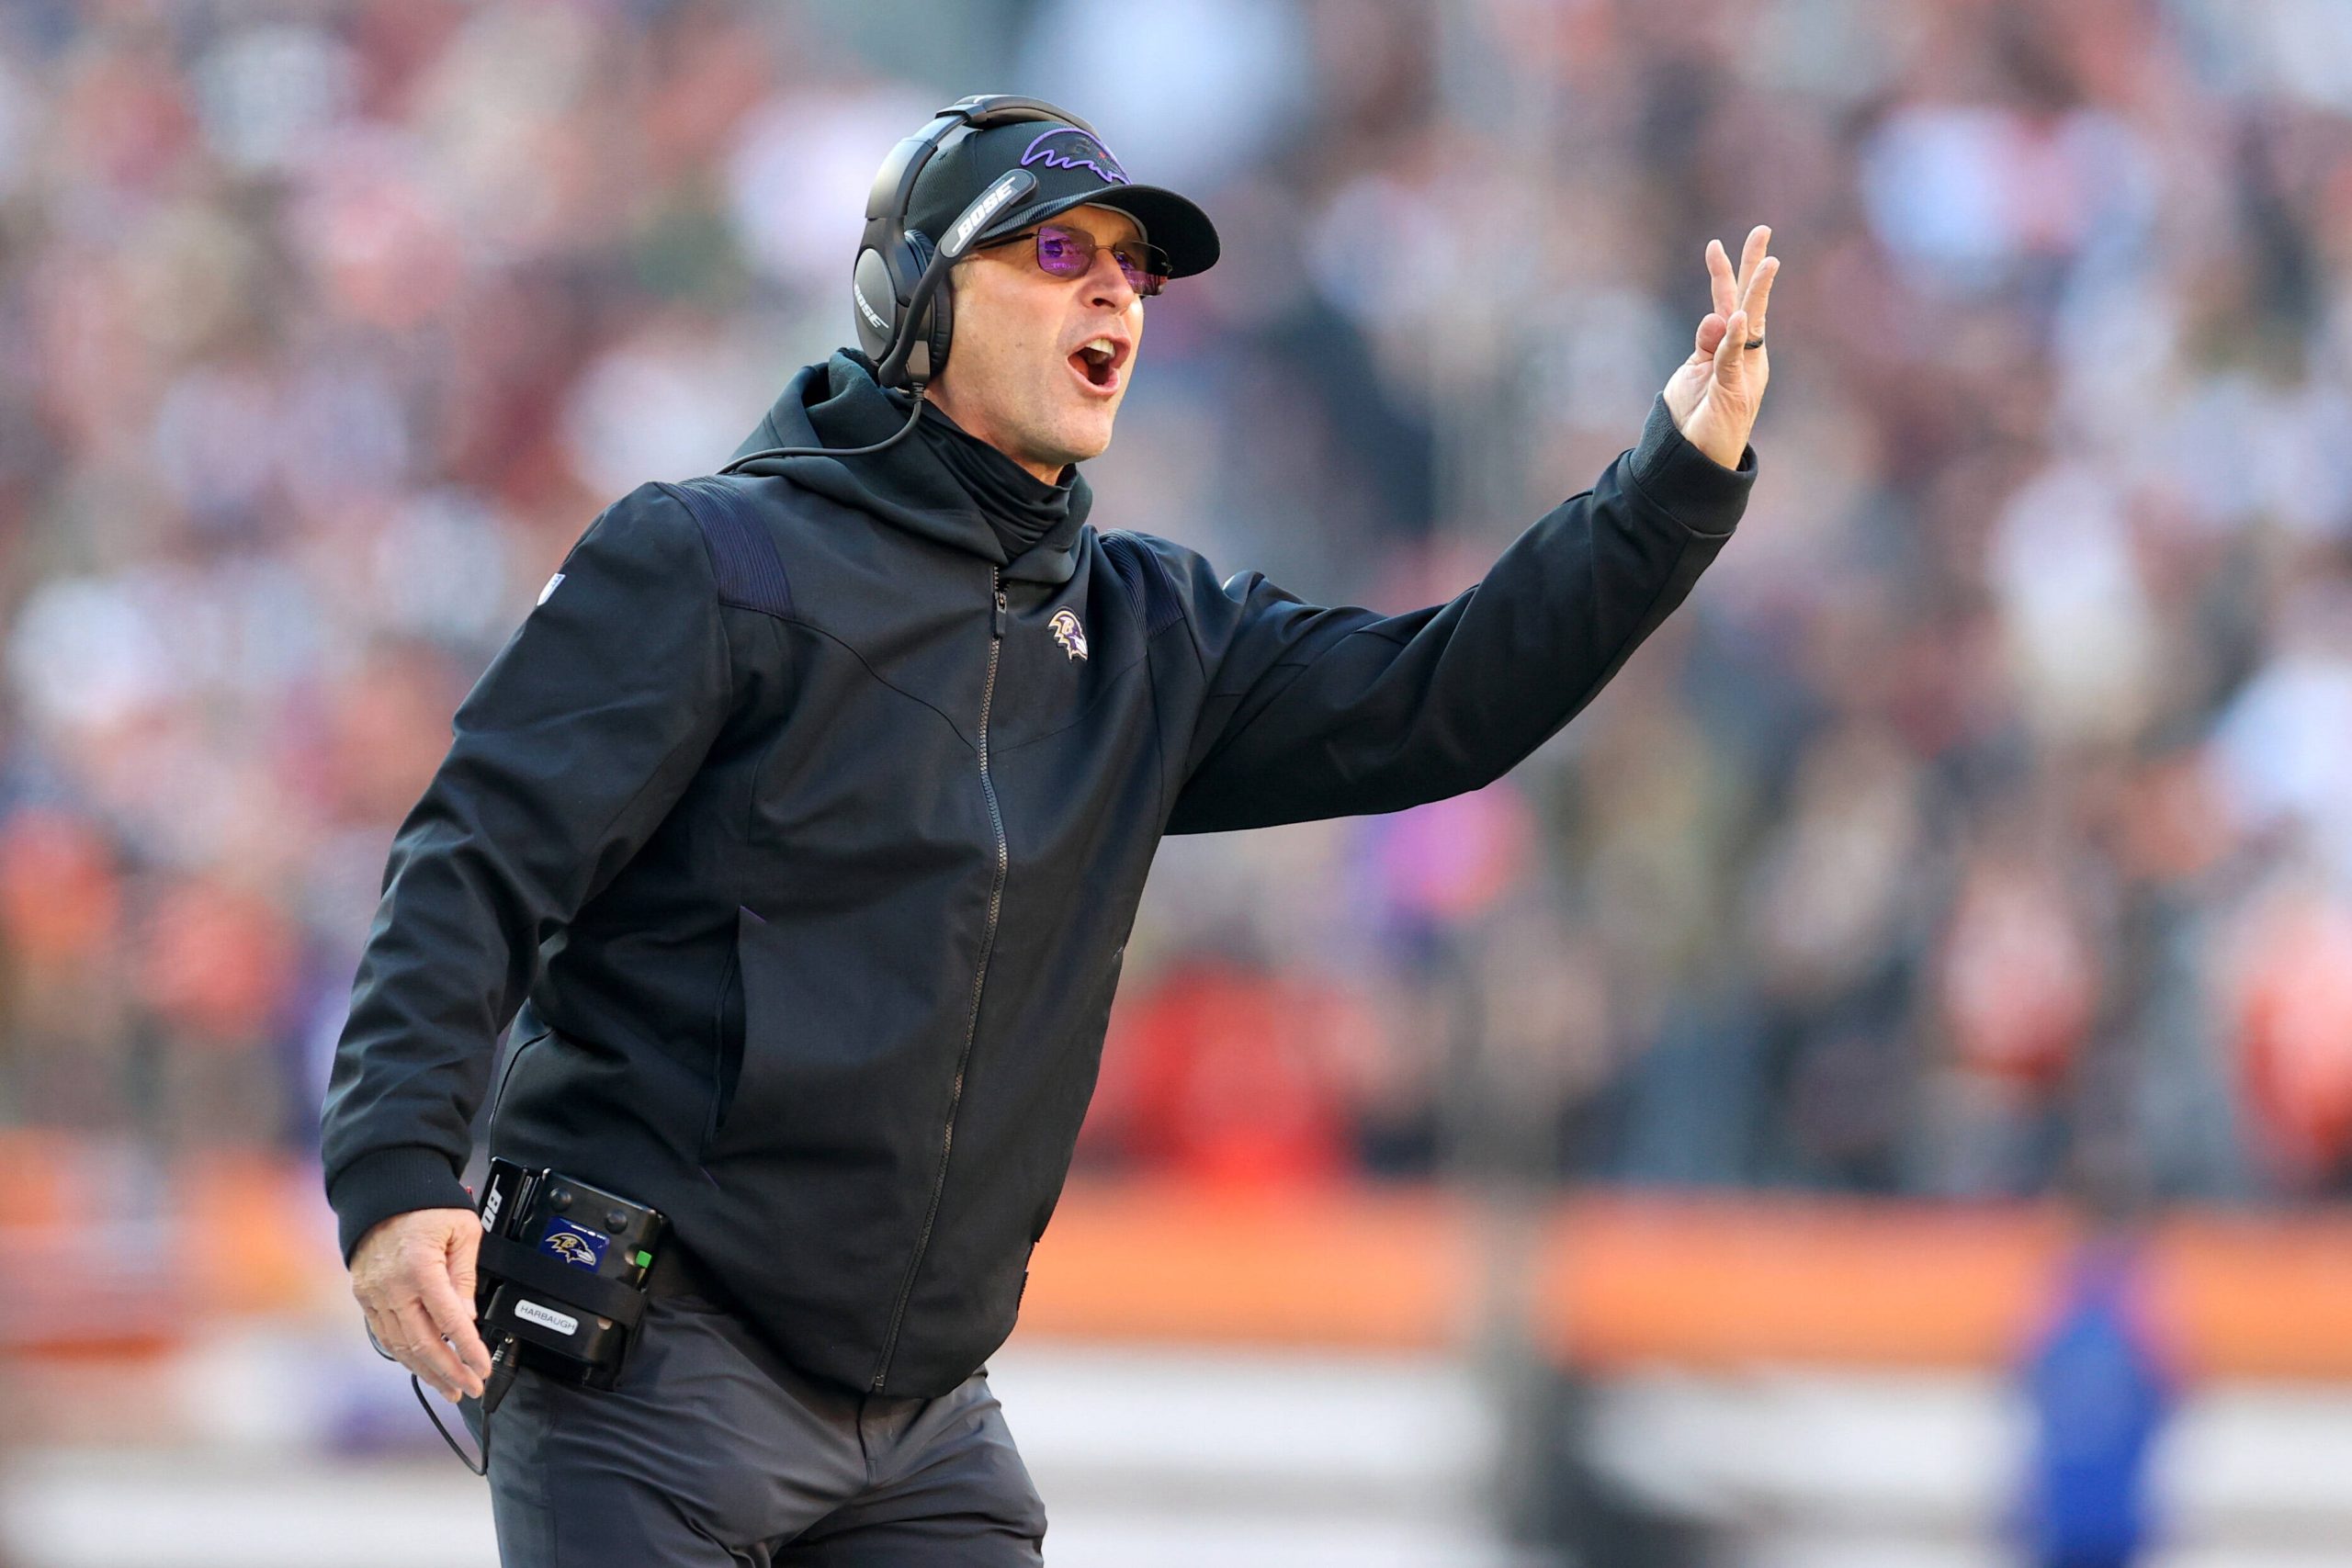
[1084,249,1136,310]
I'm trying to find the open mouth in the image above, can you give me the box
[1068,335,1127,395]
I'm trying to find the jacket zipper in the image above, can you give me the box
[873,564,1011,1392]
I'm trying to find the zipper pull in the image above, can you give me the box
[991,585,1008,639]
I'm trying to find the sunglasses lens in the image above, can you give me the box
[1033,228,1091,278]
[1114,245,1170,298]
[1021,226,1170,296]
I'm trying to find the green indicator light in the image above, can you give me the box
[635,1250,654,1268]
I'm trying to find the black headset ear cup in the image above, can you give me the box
[924,256,955,382]
[897,230,948,386]
[852,247,899,364]
[857,231,942,388]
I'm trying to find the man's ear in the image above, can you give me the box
[935,260,975,331]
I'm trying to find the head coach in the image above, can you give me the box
[321,95,1778,1564]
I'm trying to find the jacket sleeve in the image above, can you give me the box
[1164,393,1753,835]
[320,482,733,1260]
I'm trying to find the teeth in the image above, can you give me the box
[1081,338,1114,360]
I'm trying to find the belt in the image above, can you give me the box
[641,1235,729,1306]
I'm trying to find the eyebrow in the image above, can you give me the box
[1051,215,1143,248]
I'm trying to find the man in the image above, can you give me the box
[322,96,1777,1565]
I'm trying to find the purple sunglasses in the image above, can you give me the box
[972,222,1170,298]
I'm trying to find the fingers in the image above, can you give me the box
[1693,310,1728,358]
[419,1239,493,1391]
[405,1236,487,1397]
[362,1303,402,1360]
[1742,254,1780,344]
[1707,226,1775,327]
[350,1209,492,1402]
[373,1302,429,1381]
[392,1298,476,1402]
[1736,225,1770,303]
[421,1288,493,1401]
[365,1298,470,1404]
[1713,308,1749,383]
[446,1219,481,1303]
[1707,238,1736,319]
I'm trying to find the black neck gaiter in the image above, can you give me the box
[910,403,1074,561]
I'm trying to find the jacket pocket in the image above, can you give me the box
[703,906,759,1155]
[702,896,967,1168]
[488,1023,554,1146]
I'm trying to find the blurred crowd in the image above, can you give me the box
[0,0,2348,1213]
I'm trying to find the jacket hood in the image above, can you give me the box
[729,350,1092,586]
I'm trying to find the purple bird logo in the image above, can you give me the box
[545,1230,599,1268]
[1020,128,1130,186]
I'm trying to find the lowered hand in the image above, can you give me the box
[349,1207,493,1403]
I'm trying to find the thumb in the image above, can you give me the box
[429,1217,492,1386]
[446,1216,481,1299]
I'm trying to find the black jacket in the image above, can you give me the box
[321,351,1755,1397]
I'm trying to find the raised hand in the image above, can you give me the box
[1661,224,1778,471]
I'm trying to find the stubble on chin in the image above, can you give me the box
[1017,378,1117,471]
[1046,416,1115,471]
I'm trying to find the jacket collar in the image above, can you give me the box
[729,351,1091,587]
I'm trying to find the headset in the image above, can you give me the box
[721,95,1096,473]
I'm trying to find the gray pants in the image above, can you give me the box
[466,1291,1047,1565]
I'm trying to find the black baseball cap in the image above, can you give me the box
[905,117,1220,279]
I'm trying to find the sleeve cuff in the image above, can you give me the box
[1625,391,1756,537]
[326,1145,475,1264]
